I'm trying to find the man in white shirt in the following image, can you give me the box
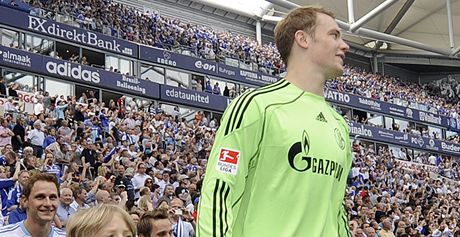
[0,173,66,237]
[429,154,437,165]
[3,97,18,113]
[170,198,195,237]
[397,148,407,160]
[70,187,90,210]
[124,114,136,130]
[131,162,152,199]
[351,166,360,179]
[56,188,76,229]
[27,120,45,158]
[156,171,171,196]
[33,95,45,117]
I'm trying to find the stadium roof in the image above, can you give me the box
[200,0,460,58]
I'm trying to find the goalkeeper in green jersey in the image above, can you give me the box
[197,5,351,237]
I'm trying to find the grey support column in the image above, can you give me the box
[446,0,455,49]
[256,20,262,45]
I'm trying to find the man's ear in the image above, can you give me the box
[294,30,309,49]
[21,195,28,209]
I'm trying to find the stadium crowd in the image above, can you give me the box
[327,65,460,118]
[0,83,457,237]
[0,89,212,236]
[26,0,285,75]
[27,0,460,117]
[1,1,460,236]
[348,141,460,237]
[5,0,460,119]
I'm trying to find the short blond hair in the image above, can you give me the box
[66,204,136,237]
[274,5,335,66]
[98,165,108,177]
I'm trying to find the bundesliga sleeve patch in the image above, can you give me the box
[216,148,240,175]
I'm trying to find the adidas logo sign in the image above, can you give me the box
[316,112,327,123]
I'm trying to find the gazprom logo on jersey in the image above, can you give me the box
[287,131,344,181]
[419,111,441,125]
[27,16,130,55]
[349,123,373,137]
[45,60,101,84]
[0,49,32,67]
[325,90,350,103]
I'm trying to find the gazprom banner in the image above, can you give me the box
[0,6,138,57]
[325,89,460,132]
[139,45,279,87]
[160,84,230,112]
[0,45,159,99]
[349,121,460,157]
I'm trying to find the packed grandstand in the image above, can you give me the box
[0,0,460,237]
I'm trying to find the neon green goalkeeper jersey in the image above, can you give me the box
[197,79,352,237]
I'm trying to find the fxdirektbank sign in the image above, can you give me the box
[27,16,135,56]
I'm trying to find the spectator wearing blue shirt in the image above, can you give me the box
[121,132,134,147]
[55,100,68,120]
[99,110,110,133]
[0,161,20,219]
[42,153,62,182]
[7,194,26,224]
[0,173,65,236]
[204,80,212,93]
[185,158,199,173]
[43,127,57,150]
[212,82,221,95]
[6,170,29,213]
[91,117,103,143]
[0,155,5,167]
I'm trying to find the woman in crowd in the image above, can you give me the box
[138,187,154,212]
[144,178,160,206]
